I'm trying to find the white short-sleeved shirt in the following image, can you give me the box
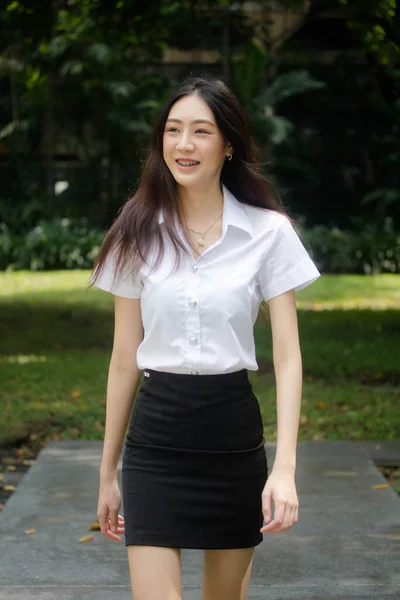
[91,184,321,374]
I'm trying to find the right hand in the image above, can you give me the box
[97,476,125,542]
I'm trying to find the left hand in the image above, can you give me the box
[260,467,299,534]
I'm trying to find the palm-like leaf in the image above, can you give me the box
[251,112,294,144]
[232,40,268,106]
[0,120,30,140]
[85,43,114,65]
[256,70,326,106]
[103,81,137,98]
[59,60,84,76]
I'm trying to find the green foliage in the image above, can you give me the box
[345,0,399,67]
[0,0,399,233]
[302,216,400,274]
[232,41,326,146]
[232,40,268,105]
[257,70,326,106]
[0,0,177,227]
[0,219,104,271]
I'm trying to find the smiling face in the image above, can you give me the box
[162,93,232,190]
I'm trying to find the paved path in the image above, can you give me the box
[0,440,399,599]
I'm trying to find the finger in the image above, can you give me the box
[283,503,295,529]
[282,500,297,529]
[260,516,283,534]
[105,519,123,542]
[261,502,287,534]
[105,530,123,542]
[109,509,119,533]
[108,519,125,533]
[261,489,272,523]
[109,515,125,533]
[290,504,298,527]
[98,511,109,535]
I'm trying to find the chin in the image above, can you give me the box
[174,174,203,187]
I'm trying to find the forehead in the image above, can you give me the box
[167,94,215,123]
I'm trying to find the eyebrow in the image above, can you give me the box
[165,118,216,127]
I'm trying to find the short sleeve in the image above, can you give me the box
[257,217,321,302]
[90,250,143,299]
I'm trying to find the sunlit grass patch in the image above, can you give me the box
[0,270,399,448]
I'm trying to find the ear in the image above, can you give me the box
[225,141,233,154]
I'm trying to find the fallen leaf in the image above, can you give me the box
[22,460,35,466]
[88,520,101,531]
[7,465,16,471]
[0,475,3,481]
[371,484,390,489]
[316,401,325,409]
[24,528,36,535]
[79,535,94,543]
[4,485,16,492]
[0,504,5,510]
[373,373,383,380]
[71,389,81,398]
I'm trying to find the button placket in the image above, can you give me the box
[185,262,201,372]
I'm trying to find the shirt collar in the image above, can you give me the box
[157,183,253,237]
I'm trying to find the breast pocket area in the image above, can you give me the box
[203,269,256,319]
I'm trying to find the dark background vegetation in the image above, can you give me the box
[0,0,399,274]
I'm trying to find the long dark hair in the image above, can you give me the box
[89,73,289,289]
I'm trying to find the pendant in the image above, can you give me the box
[197,237,205,246]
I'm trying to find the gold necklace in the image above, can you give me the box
[186,212,223,247]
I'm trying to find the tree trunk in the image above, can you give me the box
[220,0,231,83]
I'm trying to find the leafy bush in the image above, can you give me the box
[301,216,400,274]
[0,218,104,270]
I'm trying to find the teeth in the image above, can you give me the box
[177,161,199,166]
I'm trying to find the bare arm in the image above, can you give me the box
[268,289,303,474]
[100,294,144,481]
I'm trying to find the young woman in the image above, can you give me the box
[90,74,320,600]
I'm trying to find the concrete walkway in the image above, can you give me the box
[0,440,399,599]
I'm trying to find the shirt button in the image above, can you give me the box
[190,369,199,375]
[189,336,198,345]
[189,298,197,308]
[192,264,198,272]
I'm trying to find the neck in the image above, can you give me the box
[177,182,224,225]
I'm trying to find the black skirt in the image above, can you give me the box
[121,368,268,550]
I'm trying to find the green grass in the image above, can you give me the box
[1,271,399,450]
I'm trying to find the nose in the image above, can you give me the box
[175,130,195,152]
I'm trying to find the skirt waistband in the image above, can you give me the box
[142,368,249,386]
